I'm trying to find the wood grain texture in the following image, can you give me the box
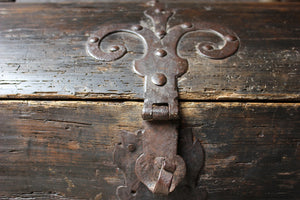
[0,101,299,199]
[0,3,299,100]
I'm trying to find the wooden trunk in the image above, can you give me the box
[0,1,299,200]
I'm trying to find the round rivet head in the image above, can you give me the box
[154,49,167,57]
[155,8,164,13]
[151,73,167,86]
[89,37,99,43]
[110,45,120,52]
[203,44,214,51]
[156,30,166,38]
[131,25,143,31]
[128,144,136,152]
[225,35,237,42]
[182,22,193,28]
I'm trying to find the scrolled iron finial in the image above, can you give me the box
[86,1,239,62]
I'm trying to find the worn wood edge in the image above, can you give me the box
[1,99,300,106]
[0,93,299,101]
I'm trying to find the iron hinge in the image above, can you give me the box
[86,0,239,199]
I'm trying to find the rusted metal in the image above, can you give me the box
[87,0,239,198]
[113,130,143,200]
[113,128,207,200]
[151,73,167,86]
[135,121,186,194]
[86,2,239,120]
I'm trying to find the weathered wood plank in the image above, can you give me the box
[0,101,298,199]
[0,3,299,100]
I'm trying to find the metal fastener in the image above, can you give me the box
[225,35,237,42]
[89,0,239,197]
[89,37,99,43]
[203,45,214,51]
[154,49,167,57]
[156,30,166,38]
[131,25,143,31]
[110,46,120,52]
[155,8,164,13]
[182,22,193,29]
[128,144,136,152]
[151,73,167,86]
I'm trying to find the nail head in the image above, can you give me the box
[89,37,99,43]
[203,44,214,51]
[225,35,237,42]
[151,73,167,86]
[131,25,143,31]
[110,45,120,52]
[154,49,167,57]
[128,144,136,152]
[156,30,166,38]
[155,8,164,13]
[182,22,192,28]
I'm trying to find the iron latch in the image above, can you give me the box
[86,0,239,199]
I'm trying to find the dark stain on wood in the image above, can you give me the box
[0,3,299,100]
[0,101,299,199]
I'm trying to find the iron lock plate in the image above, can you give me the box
[86,0,239,199]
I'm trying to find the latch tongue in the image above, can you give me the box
[135,121,186,194]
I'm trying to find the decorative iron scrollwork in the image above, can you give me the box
[86,0,239,199]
